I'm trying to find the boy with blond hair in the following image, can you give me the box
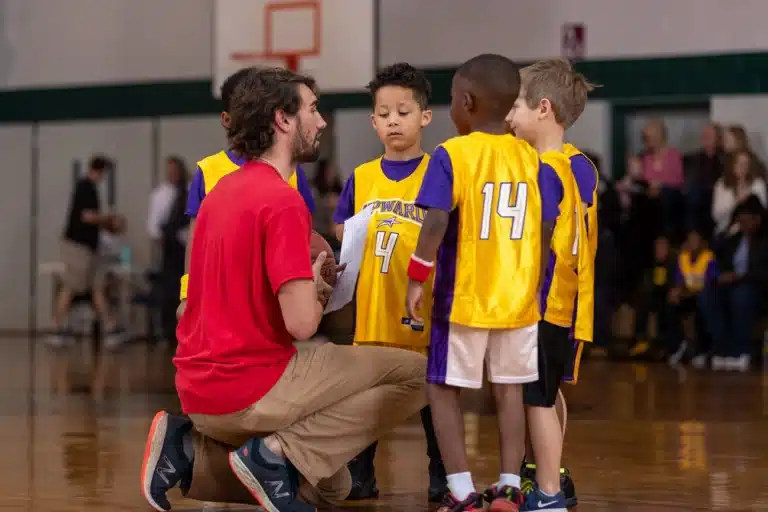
[504,58,599,511]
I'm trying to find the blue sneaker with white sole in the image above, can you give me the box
[521,485,567,511]
[229,437,315,512]
[141,411,193,511]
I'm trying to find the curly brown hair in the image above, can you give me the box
[227,67,317,160]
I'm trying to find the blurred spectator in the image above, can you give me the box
[710,195,768,371]
[49,155,125,349]
[158,164,190,344]
[641,119,685,190]
[683,123,725,235]
[615,155,657,299]
[147,156,188,249]
[711,151,767,237]
[666,230,719,366]
[312,158,343,236]
[631,236,675,358]
[723,124,766,177]
[641,119,685,242]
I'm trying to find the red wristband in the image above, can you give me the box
[408,254,434,283]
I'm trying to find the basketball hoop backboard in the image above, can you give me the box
[213,0,374,97]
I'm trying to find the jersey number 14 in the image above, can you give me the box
[480,182,528,240]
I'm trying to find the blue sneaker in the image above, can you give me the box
[521,485,567,511]
[141,411,193,511]
[229,437,315,512]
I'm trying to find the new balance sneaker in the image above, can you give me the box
[436,492,485,512]
[521,486,567,511]
[519,463,577,508]
[428,459,449,503]
[345,442,379,500]
[483,485,524,511]
[141,411,193,511]
[229,437,315,512]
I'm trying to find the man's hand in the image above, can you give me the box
[406,280,424,323]
[176,299,186,320]
[313,252,333,305]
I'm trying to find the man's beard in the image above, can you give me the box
[291,120,321,163]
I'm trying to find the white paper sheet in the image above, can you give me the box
[324,205,374,313]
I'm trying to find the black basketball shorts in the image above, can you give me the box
[523,320,572,408]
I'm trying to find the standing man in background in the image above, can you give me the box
[177,67,316,319]
[48,155,125,349]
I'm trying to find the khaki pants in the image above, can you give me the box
[185,343,427,506]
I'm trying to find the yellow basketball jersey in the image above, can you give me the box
[197,150,300,193]
[441,133,543,329]
[540,151,594,342]
[353,156,432,349]
[562,144,599,257]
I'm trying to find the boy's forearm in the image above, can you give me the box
[414,209,449,262]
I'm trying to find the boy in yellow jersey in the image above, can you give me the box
[332,63,449,503]
[177,67,316,316]
[505,58,598,511]
[406,54,561,512]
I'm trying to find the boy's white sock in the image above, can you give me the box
[446,472,475,501]
[499,473,521,489]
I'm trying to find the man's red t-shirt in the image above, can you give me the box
[174,160,314,415]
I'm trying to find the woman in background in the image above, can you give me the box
[712,151,767,237]
[723,124,766,178]
[158,156,189,345]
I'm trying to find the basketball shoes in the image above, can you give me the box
[520,463,577,508]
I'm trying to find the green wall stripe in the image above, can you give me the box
[1,51,768,122]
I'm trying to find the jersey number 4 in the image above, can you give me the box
[480,182,528,240]
[375,231,399,273]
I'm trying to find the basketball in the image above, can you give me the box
[310,231,338,287]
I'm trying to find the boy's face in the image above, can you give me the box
[654,238,669,260]
[505,87,541,145]
[371,86,431,152]
[449,75,472,136]
[687,232,703,252]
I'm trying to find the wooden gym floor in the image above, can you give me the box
[1,340,766,511]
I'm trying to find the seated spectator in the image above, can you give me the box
[683,123,725,236]
[631,236,675,359]
[723,124,766,177]
[710,195,768,371]
[667,230,719,367]
[312,159,343,236]
[712,151,767,237]
[641,119,685,241]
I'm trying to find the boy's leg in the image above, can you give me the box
[484,323,538,510]
[421,405,449,502]
[427,321,487,510]
[521,321,571,511]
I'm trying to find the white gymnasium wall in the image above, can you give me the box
[2,0,768,89]
[380,0,768,67]
[0,126,32,330]
[334,100,611,180]
[711,95,768,164]
[0,0,213,89]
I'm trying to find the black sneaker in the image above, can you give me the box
[519,463,577,508]
[345,443,379,500]
[141,411,193,511]
[229,437,314,512]
[428,459,449,502]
